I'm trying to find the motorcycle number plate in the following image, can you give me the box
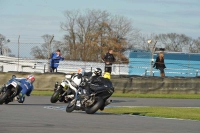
[11,82,17,88]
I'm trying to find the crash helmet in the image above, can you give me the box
[77,68,85,76]
[93,68,102,76]
[26,75,35,84]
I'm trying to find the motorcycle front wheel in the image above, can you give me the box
[0,89,11,105]
[85,97,104,114]
[50,89,62,103]
[66,99,76,113]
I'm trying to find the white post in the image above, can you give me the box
[148,40,157,76]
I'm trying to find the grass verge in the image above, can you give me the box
[112,93,200,99]
[102,107,200,121]
[32,90,54,96]
[32,90,200,99]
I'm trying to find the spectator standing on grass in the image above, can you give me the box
[50,49,64,73]
[102,49,116,74]
[153,52,166,77]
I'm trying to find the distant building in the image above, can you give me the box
[129,50,200,77]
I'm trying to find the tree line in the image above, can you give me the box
[1,9,200,62]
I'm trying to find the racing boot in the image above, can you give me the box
[18,93,25,103]
[100,99,112,111]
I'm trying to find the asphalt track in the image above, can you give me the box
[0,96,200,133]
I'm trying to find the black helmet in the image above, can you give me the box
[94,68,102,76]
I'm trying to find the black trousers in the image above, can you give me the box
[158,67,165,73]
[105,64,112,73]
[50,67,57,73]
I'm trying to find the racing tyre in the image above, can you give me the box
[66,99,76,113]
[50,90,62,103]
[5,99,10,104]
[85,97,104,114]
[0,89,11,105]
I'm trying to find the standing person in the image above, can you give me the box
[153,52,166,77]
[102,49,116,74]
[50,49,64,73]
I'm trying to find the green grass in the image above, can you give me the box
[32,90,54,96]
[32,90,200,99]
[112,93,200,99]
[102,107,200,121]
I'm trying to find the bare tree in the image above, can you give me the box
[0,34,11,56]
[0,34,6,55]
[133,33,157,51]
[155,33,192,52]
[189,37,200,53]
[60,9,139,62]
[31,34,54,59]
[30,46,46,59]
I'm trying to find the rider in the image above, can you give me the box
[83,68,103,99]
[88,68,103,85]
[16,75,35,103]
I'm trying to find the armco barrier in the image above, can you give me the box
[0,72,200,94]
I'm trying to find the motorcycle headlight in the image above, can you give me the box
[61,82,69,90]
[64,85,69,90]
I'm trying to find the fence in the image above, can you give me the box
[1,40,200,77]
[0,41,128,75]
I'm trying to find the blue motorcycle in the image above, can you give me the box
[0,75,25,104]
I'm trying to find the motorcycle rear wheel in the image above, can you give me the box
[0,89,11,105]
[50,90,62,103]
[85,97,104,114]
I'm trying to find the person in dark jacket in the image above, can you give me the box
[80,68,103,100]
[153,52,166,77]
[102,49,115,73]
[50,49,64,73]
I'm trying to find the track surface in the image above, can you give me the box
[0,96,200,133]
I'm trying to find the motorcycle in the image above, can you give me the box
[66,76,114,114]
[50,72,93,103]
[50,74,75,103]
[0,75,24,104]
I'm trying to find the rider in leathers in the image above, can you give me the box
[13,75,35,103]
[83,68,104,99]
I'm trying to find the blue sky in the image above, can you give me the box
[0,0,200,44]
